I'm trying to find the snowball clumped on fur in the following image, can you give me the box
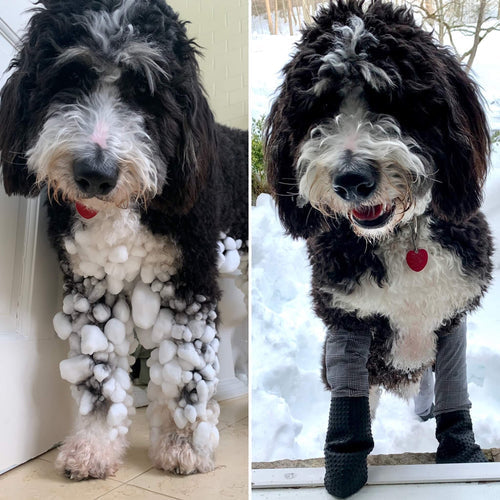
[217,231,243,274]
[54,207,229,445]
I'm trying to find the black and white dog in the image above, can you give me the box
[265,1,492,497]
[0,0,247,480]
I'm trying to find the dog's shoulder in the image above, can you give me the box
[307,218,386,294]
[429,211,493,282]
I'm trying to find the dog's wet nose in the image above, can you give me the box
[73,158,118,197]
[333,162,378,202]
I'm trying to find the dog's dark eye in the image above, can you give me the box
[119,70,155,103]
[311,127,322,139]
[133,75,154,98]
[136,83,149,95]
[51,61,98,94]
[66,70,82,87]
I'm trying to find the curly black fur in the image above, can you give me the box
[0,0,248,304]
[265,0,493,394]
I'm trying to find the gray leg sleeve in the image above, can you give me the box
[434,318,471,415]
[325,327,372,398]
[414,366,434,417]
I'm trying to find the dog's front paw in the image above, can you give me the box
[150,428,217,474]
[324,397,374,498]
[324,449,368,498]
[435,410,488,464]
[55,432,126,480]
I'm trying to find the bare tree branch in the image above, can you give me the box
[412,0,500,72]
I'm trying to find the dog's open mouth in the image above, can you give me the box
[350,204,395,229]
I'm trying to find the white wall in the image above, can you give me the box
[168,0,249,130]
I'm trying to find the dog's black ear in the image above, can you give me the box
[150,38,217,214]
[172,82,217,213]
[264,82,324,240]
[429,56,489,223]
[0,48,39,197]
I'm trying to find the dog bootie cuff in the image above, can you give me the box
[435,410,487,463]
[324,397,374,498]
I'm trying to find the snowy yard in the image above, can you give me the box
[251,23,500,462]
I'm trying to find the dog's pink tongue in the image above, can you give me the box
[352,204,384,221]
[75,202,98,219]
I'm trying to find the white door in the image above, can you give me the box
[0,0,72,474]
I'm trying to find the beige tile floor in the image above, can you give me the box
[0,396,248,500]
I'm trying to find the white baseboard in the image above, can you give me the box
[216,376,248,401]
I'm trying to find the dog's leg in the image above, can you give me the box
[323,325,374,498]
[53,287,136,480]
[146,296,220,474]
[434,317,487,463]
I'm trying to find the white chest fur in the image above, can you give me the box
[328,220,481,371]
[64,207,181,294]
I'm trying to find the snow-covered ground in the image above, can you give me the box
[251,21,500,461]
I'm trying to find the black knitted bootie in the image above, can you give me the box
[435,410,487,463]
[324,397,374,498]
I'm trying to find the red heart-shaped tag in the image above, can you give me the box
[75,202,98,219]
[406,248,428,272]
